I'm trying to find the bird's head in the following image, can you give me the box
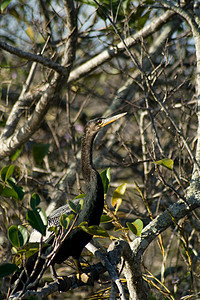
[84,112,127,136]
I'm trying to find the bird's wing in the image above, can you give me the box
[29,198,81,242]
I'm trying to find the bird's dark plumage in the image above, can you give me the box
[9,112,126,297]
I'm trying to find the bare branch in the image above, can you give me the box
[108,240,149,300]
[86,241,127,300]
[68,9,175,83]
[131,182,200,260]
[0,0,77,160]
[0,41,68,75]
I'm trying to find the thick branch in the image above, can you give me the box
[0,0,77,160]
[86,242,127,300]
[131,181,200,260]
[67,9,174,83]
[9,262,105,299]
[108,240,149,300]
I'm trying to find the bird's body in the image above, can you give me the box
[9,112,126,297]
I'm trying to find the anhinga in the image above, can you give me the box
[9,112,126,297]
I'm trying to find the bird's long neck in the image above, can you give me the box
[81,133,96,182]
[81,132,104,225]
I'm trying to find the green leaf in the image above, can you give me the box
[126,222,137,235]
[0,263,19,278]
[76,198,84,213]
[111,183,127,214]
[0,0,12,12]
[7,178,25,200]
[30,193,41,209]
[78,198,84,210]
[100,214,113,223]
[100,168,111,194]
[16,242,49,260]
[1,165,19,182]
[59,213,74,229]
[67,200,78,213]
[127,219,143,236]
[0,183,18,200]
[74,193,85,199]
[48,226,59,236]
[113,226,126,232]
[78,221,88,227]
[26,26,35,41]
[8,225,28,248]
[154,158,174,170]
[80,224,109,237]
[26,208,47,236]
[10,147,23,161]
[32,143,50,164]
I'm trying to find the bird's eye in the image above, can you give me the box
[97,119,102,126]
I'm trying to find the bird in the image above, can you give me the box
[9,112,126,297]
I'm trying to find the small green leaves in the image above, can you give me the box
[8,225,28,248]
[126,219,143,236]
[0,0,12,13]
[48,226,59,236]
[67,200,78,213]
[26,26,35,41]
[59,213,74,229]
[27,193,47,236]
[154,158,174,170]
[0,184,19,200]
[78,198,84,211]
[7,178,25,200]
[30,193,41,209]
[1,165,19,182]
[26,208,47,236]
[67,199,83,214]
[0,165,24,201]
[100,214,113,223]
[0,263,19,278]
[32,143,50,164]
[100,168,111,194]
[80,224,110,238]
[112,183,127,214]
[10,147,23,162]
[74,193,85,199]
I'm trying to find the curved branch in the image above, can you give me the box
[0,9,173,147]
[0,0,77,160]
[131,182,200,260]
[108,240,149,300]
[68,9,175,83]
[86,242,127,300]
[0,41,68,75]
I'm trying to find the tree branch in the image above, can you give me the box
[108,240,149,300]
[86,241,127,300]
[0,41,68,75]
[0,0,77,160]
[67,9,175,84]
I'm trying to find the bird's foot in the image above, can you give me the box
[50,265,70,292]
[76,272,92,285]
[55,276,71,292]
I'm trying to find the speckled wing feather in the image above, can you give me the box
[29,198,81,242]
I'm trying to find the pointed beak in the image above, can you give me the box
[101,112,127,128]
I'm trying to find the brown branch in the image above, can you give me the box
[0,41,68,75]
[9,262,105,299]
[0,0,77,160]
[67,9,175,83]
[108,240,149,300]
